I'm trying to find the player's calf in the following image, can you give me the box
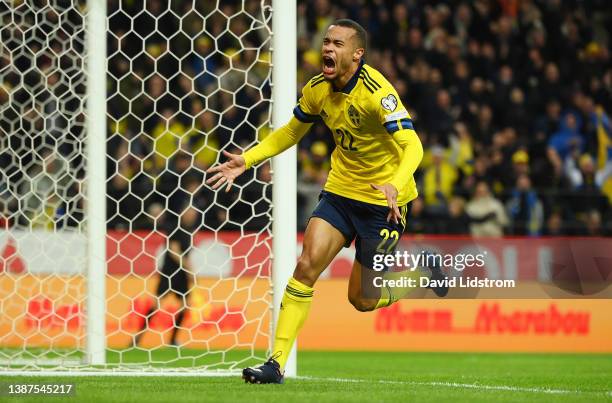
[348,293,378,312]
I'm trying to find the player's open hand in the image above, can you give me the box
[206,150,246,192]
[370,183,401,224]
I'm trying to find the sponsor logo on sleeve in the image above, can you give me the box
[384,109,409,123]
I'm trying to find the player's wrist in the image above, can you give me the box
[241,153,253,170]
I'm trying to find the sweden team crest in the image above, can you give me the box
[347,104,360,127]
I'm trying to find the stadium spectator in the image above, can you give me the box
[301,141,330,185]
[503,87,530,136]
[548,113,584,162]
[422,146,458,213]
[151,109,190,171]
[440,196,470,234]
[569,160,609,218]
[565,153,596,190]
[454,155,491,200]
[448,122,475,177]
[543,210,565,236]
[18,151,74,229]
[190,108,220,170]
[466,181,508,237]
[506,174,544,236]
[511,149,530,179]
[425,89,456,137]
[405,196,434,235]
[583,209,604,237]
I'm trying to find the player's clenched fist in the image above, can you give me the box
[206,150,246,192]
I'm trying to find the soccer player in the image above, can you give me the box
[133,205,199,347]
[207,19,427,383]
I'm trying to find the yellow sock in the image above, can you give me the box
[374,269,421,309]
[272,277,313,370]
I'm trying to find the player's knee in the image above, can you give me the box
[293,255,319,286]
[348,295,376,312]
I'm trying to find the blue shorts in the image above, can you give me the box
[310,191,410,269]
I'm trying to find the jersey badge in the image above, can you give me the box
[381,94,398,112]
[347,104,360,127]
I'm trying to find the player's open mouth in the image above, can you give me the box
[323,56,336,75]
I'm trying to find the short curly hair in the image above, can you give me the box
[332,19,367,53]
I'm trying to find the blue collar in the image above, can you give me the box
[334,59,364,94]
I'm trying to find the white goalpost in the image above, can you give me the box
[85,0,108,367]
[0,0,296,376]
[271,0,297,378]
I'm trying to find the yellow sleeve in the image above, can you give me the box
[388,129,423,192]
[366,72,421,190]
[242,116,311,169]
[293,75,324,123]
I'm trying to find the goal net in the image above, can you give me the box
[0,0,276,374]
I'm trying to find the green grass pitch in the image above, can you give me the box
[1,350,611,402]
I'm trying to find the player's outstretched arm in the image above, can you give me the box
[206,116,311,192]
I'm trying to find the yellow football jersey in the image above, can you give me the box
[293,61,419,206]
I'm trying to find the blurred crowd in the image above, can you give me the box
[1,0,611,237]
[1,0,87,230]
[297,0,612,236]
[103,0,272,232]
[1,0,272,233]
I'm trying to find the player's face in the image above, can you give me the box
[321,25,362,81]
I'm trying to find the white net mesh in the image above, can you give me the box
[1,0,274,373]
